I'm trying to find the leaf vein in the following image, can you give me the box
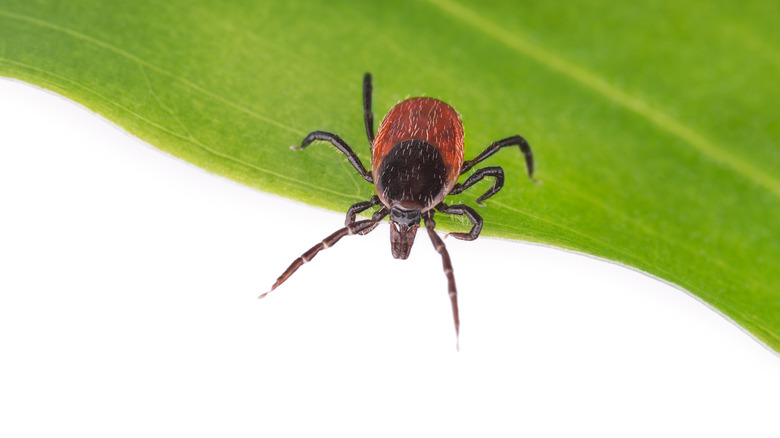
[0,9,304,136]
[423,0,780,197]
[0,57,360,201]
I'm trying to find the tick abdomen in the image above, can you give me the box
[372,97,464,209]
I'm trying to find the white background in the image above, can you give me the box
[1,78,779,437]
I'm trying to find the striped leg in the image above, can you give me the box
[261,216,383,297]
[424,211,460,351]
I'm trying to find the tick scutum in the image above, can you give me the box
[376,139,447,210]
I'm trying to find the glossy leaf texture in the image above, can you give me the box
[1,0,778,351]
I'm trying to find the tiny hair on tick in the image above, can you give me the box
[260,73,536,349]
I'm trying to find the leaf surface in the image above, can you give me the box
[2,0,778,351]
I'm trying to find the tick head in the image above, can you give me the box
[389,205,420,260]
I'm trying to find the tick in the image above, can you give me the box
[261,73,535,348]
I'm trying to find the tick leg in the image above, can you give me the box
[448,166,504,206]
[297,131,373,183]
[434,202,483,241]
[261,218,382,297]
[346,196,386,235]
[424,212,460,351]
[462,135,536,183]
[345,195,381,226]
[363,73,375,148]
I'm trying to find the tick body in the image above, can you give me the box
[372,97,464,208]
[261,73,536,348]
[372,97,465,259]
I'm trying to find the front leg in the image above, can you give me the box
[345,195,381,226]
[423,211,460,350]
[345,196,385,235]
[434,202,483,241]
[261,217,385,298]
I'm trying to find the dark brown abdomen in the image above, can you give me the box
[372,98,464,210]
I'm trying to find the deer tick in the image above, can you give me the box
[261,73,536,348]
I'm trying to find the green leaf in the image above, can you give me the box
[2,0,778,351]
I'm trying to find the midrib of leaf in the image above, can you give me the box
[423,0,780,199]
[1,3,768,280]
